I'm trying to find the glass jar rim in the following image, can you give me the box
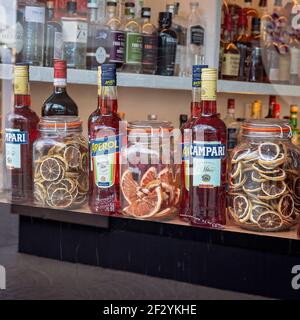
[39,116,82,133]
[128,120,174,136]
[241,119,292,139]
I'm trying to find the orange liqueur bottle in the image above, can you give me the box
[190,68,227,228]
[88,64,121,214]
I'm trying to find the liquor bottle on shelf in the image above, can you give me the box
[186,2,205,76]
[290,105,300,145]
[180,65,207,221]
[141,7,158,75]
[221,13,240,81]
[223,99,239,151]
[289,31,300,85]
[190,68,227,228]
[258,0,272,43]
[263,33,280,83]
[88,64,121,215]
[235,10,250,81]
[222,0,241,39]
[242,0,258,34]
[5,64,39,202]
[20,0,46,66]
[251,100,262,119]
[44,0,63,67]
[62,1,88,69]
[265,95,276,118]
[123,2,143,73]
[272,103,281,118]
[42,60,79,116]
[157,12,178,76]
[166,3,187,76]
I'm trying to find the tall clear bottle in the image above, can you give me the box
[141,7,157,75]
[62,1,88,69]
[223,99,239,151]
[190,68,227,228]
[186,2,205,77]
[20,0,45,66]
[123,2,143,73]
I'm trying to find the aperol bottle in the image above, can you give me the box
[190,68,227,228]
[88,64,121,215]
[180,64,207,221]
[5,64,39,202]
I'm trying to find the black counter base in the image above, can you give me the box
[18,215,300,299]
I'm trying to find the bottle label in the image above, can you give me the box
[191,25,204,46]
[53,31,63,60]
[25,6,45,24]
[221,53,240,77]
[5,129,28,170]
[191,141,226,188]
[110,31,125,64]
[91,136,119,188]
[227,128,238,150]
[14,75,29,95]
[63,21,88,44]
[279,55,290,82]
[142,34,157,66]
[125,32,143,64]
[201,78,216,101]
[290,47,300,75]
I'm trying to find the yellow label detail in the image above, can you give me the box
[201,79,217,101]
[14,76,29,95]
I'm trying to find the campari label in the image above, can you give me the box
[5,129,28,169]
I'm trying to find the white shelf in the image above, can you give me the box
[2,64,300,97]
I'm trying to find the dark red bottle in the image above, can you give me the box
[42,60,78,116]
[190,68,227,228]
[4,64,39,202]
[88,64,121,215]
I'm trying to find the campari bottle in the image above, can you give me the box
[5,64,39,202]
[88,64,121,215]
[180,64,207,221]
[190,68,227,228]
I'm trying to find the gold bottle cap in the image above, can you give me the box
[14,65,29,78]
[291,105,298,113]
[201,68,217,81]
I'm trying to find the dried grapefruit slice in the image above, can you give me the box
[121,170,139,204]
[40,158,62,182]
[140,167,157,188]
[258,143,280,161]
[256,211,283,231]
[123,187,162,219]
[158,167,173,185]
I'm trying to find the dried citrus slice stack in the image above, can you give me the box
[228,141,300,232]
[33,135,88,210]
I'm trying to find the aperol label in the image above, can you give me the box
[91,135,119,188]
[191,141,226,188]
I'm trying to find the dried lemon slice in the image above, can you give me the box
[250,205,269,223]
[232,148,251,163]
[77,172,89,193]
[251,171,266,183]
[258,143,280,161]
[231,162,242,179]
[261,180,287,198]
[233,195,250,222]
[278,194,294,218]
[40,158,62,182]
[50,188,73,209]
[230,171,247,189]
[242,179,261,193]
[64,146,81,169]
[259,169,286,182]
[258,153,285,168]
[256,211,283,231]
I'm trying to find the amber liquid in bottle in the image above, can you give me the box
[88,64,121,215]
[190,68,227,228]
[5,65,39,202]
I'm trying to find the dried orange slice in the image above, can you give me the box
[145,179,161,191]
[123,187,162,219]
[140,167,157,188]
[233,195,250,222]
[242,178,261,193]
[50,188,73,209]
[256,211,283,231]
[232,148,251,163]
[155,208,173,218]
[242,150,259,163]
[252,163,280,175]
[250,205,269,223]
[278,194,294,218]
[173,188,181,206]
[40,158,62,182]
[258,143,280,161]
[258,153,285,168]
[121,170,139,204]
[261,180,286,198]
[251,171,266,183]
[158,167,173,185]
[259,169,286,182]
[64,146,81,169]
[230,171,247,189]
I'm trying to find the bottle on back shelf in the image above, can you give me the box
[157,12,178,76]
[141,7,158,75]
[123,2,143,73]
[290,105,300,145]
[20,0,46,66]
[263,33,280,83]
[251,100,262,119]
[223,99,239,151]
[242,0,258,34]
[42,60,79,116]
[186,2,205,77]
[190,68,227,228]
[272,103,281,119]
[265,95,276,118]
[88,64,121,215]
[62,1,88,69]
[5,64,39,202]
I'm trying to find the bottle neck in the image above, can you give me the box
[291,113,298,129]
[191,87,201,118]
[98,86,118,115]
[53,77,67,93]
[14,94,31,108]
[88,7,98,22]
[14,75,31,108]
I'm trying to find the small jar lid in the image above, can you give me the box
[39,116,82,133]
[241,119,292,139]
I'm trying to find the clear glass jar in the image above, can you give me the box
[33,117,88,209]
[120,120,181,220]
[228,119,300,232]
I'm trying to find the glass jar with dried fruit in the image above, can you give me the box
[228,119,300,232]
[33,116,89,209]
[120,120,181,220]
